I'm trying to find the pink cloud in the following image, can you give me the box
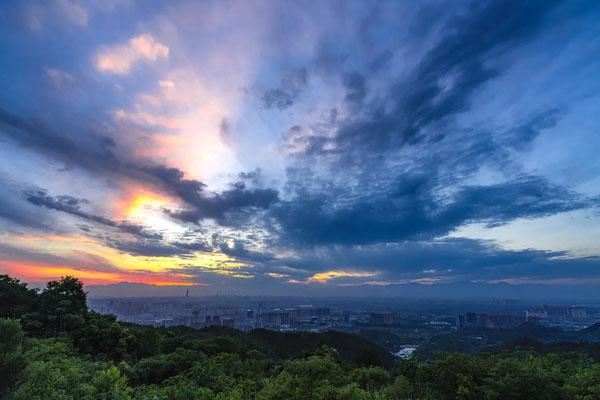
[95,34,169,75]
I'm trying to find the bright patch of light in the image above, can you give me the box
[125,195,185,239]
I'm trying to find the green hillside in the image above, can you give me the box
[1,275,599,400]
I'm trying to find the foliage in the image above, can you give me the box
[1,275,599,400]
[0,319,26,396]
[0,275,38,319]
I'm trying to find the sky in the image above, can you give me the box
[1,0,600,298]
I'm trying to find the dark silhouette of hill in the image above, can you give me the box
[486,321,562,343]
[248,329,395,369]
[138,324,395,368]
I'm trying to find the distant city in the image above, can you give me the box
[89,296,600,358]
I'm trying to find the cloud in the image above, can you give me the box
[217,239,275,263]
[302,0,561,156]
[263,0,584,253]
[0,243,197,286]
[306,270,378,284]
[0,243,119,274]
[57,0,88,27]
[0,108,278,225]
[225,237,600,290]
[0,180,55,231]
[266,272,290,279]
[158,80,175,88]
[93,234,600,297]
[44,67,74,89]
[156,174,278,225]
[21,188,222,258]
[2,0,600,295]
[272,174,594,247]
[20,0,89,31]
[22,3,45,31]
[107,238,210,257]
[165,176,278,223]
[342,72,366,106]
[262,88,295,111]
[95,34,169,75]
[261,67,308,110]
[23,189,161,240]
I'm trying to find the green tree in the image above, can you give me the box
[28,276,87,337]
[0,319,26,396]
[0,275,38,319]
[10,356,88,400]
[74,312,132,361]
[349,366,390,391]
[336,383,371,400]
[3,274,600,400]
[256,348,346,400]
[83,367,132,400]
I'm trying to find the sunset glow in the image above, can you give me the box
[1,0,600,297]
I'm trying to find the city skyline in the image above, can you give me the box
[1,0,600,298]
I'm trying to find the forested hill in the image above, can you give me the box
[116,324,396,369]
[1,274,600,399]
[415,321,600,360]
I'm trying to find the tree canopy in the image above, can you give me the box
[1,275,599,400]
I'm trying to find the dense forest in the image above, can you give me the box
[1,274,599,400]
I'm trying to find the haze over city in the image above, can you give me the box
[1,0,600,299]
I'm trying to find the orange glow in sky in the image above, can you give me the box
[0,261,195,286]
[112,186,174,221]
[125,194,169,218]
[2,233,250,287]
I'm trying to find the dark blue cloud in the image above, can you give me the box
[263,0,590,253]
[165,177,278,223]
[106,238,211,258]
[0,182,56,231]
[272,175,594,247]
[261,67,308,111]
[303,0,562,156]
[255,237,600,283]
[23,189,162,239]
[342,72,366,107]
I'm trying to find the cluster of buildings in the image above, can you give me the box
[89,297,345,332]
[89,298,246,328]
[89,297,599,337]
[457,312,525,329]
[525,305,588,321]
[256,306,332,329]
[457,305,596,330]
[369,312,398,325]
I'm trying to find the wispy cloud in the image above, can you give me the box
[44,67,74,89]
[306,270,378,284]
[57,0,88,27]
